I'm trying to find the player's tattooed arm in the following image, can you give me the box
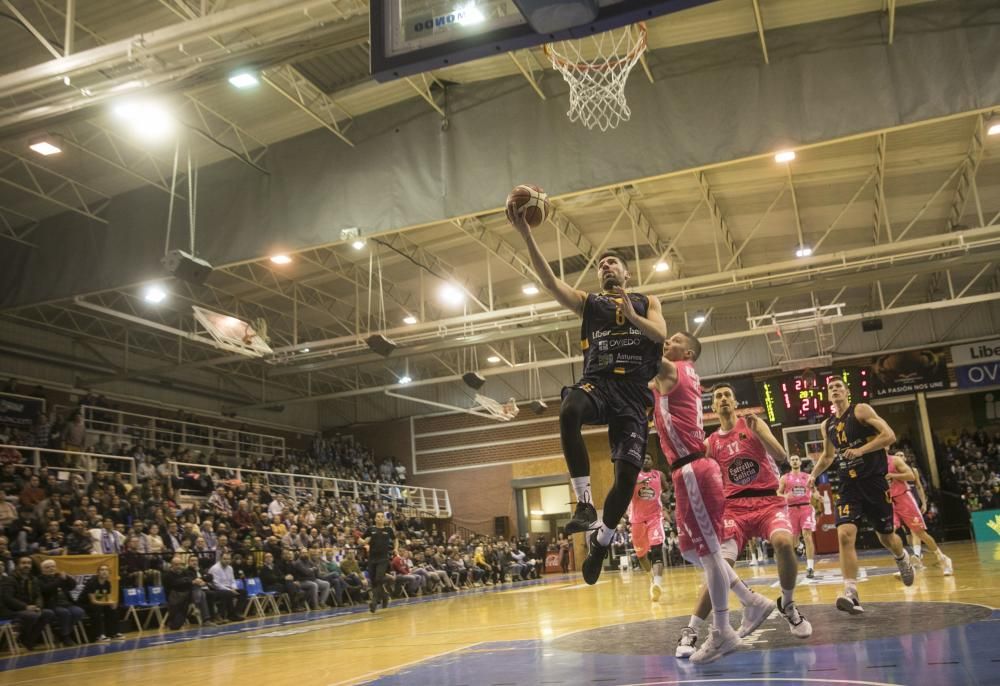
[846,404,897,458]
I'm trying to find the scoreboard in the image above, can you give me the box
[758,366,871,425]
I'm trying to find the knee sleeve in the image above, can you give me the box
[647,544,663,565]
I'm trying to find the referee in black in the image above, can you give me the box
[363,511,397,613]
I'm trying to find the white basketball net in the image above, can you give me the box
[473,393,519,422]
[545,22,647,132]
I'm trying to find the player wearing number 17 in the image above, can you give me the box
[507,192,666,586]
[808,378,915,616]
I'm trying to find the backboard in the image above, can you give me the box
[370,0,721,82]
[192,306,274,358]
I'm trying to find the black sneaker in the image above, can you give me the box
[381,594,389,609]
[565,501,598,535]
[369,598,377,614]
[806,568,814,579]
[582,530,608,585]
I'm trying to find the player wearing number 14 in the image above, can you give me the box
[808,378,915,616]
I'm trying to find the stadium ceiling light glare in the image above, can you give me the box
[440,283,465,305]
[653,261,669,272]
[143,285,167,304]
[487,355,501,363]
[301,347,310,353]
[270,254,292,265]
[795,245,813,258]
[113,100,174,141]
[351,239,365,250]
[988,115,1000,136]
[693,310,707,324]
[398,375,413,384]
[522,284,540,295]
[774,150,796,163]
[228,71,259,89]
[456,2,485,25]
[530,509,545,516]
[29,139,61,156]
[403,315,418,325]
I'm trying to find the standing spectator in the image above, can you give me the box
[62,412,88,453]
[0,556,54,650]
[39,559,86,646]
[19,474,46,509]
[90,517,125,554]
[81,563,123,641]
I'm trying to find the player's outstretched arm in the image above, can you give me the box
[648,357,678,395]
[508,205,586,316]
[745,413,787,462]
[776,474,787,498]
[848,404,897,458]
[912,466,929,512]
[612,288,667,343]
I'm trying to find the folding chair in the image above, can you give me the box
[257,584,288,614]
[242,578,270,618]
[73,618,89,644]
[0,619,20,654]
[143,586,168,629]
[122,587,149,633]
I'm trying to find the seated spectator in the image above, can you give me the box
[259,552,306,610]
[162,556,214,630]
[339,549,369,601]
[39,559,86,646]
[90,517,125,554]
[121,536,161,588]
[0,556,54,650]
[81,563,123,641]
[0,488,16,529]
[19,474,45,509]
[290,548,330,609]
[208,552,245,621]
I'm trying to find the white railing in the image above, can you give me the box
[168,461,452,518]
[0,443,137,486]
[79,405,285,461]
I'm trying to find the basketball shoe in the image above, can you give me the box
[675,627,698,658]
[650,582,663,602]
[895,552,915,586]
[582,530,607,585]
[835,587,864,615]
[736,592,775,637]
[690,626,741,664]
[777,597,812,638]
[565,500,598,535]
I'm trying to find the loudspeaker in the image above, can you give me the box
[512,0,599,33]
[861,317,884,332]
[161,249,213,285]
[494,516,509,537]
[462,372,486,390]
[365,333,397,357]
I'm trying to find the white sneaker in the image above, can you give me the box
[777,597,812,638]
[675,626,698,659]
[911,553,925,569]
[835,588,865,615]
[940,554,953,576]
[737,593,776,637]
[896,552,915,586]
[690,626,741,664]
[650,582,663,602]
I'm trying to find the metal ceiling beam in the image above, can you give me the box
[546,205,596,267]
[453,216,540,285]
[0,147,110,223]
[404,73,446,118]
[1,0,62,59]
[179,95,269,174]
[750,0,769,64]
[294,245,415,318]
[696,171,742,271]
[0,204,39,247]
[261,64,354,147]
[610,186,686,270]
[508,50,546,100]
[872,132,889,244]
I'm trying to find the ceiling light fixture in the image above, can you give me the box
[228,72,259,89]
[270,254,292,265]
[440,284,465,305]
[29,140,61,156]
[487,355,501,363]
[398,375,412,385]
[301,348,310,353]
[795,245,813,258]
[774,150,796,163]
[143,285,167,304]
[403,315,418,325]
[693,310,707,324]
[351,239,365,250]
[653,261,669,272]
[522,284,540,295]
[113,100,174,141]
[988,115,1000,136]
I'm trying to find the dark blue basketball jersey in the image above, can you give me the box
[825,404,888,480]
[580,292,661,381]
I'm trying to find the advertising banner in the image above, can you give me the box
[869,349,949,398]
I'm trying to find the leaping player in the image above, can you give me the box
[650,334,771,664]
[808,378,915,615]
[674,383,811,661]
[888,451,953,576]
[627,454,670,601]
[778,454,820,579]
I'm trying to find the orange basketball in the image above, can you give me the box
[506,184,550,228]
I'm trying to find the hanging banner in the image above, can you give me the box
[956,361,1000,389]
[869,348,950,398]
[0,393,45,428]
[951,338,1000,366]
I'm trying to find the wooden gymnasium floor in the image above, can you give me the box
[2,542,999,686]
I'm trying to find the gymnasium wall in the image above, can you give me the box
[3,0,999,309]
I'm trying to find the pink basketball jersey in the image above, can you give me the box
[652,359,705,465]
[784,470,812,506]
[707,416,782,497]
[887,454,909,498]
[631,469,664,522]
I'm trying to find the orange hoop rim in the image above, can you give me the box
[544,21,647,73]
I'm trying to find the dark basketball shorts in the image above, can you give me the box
[833,473,895,534]
[562,375,652,468]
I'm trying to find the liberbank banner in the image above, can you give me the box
[952,338,1000,389]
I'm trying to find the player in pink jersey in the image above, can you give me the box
[627,454,670,601]
[650,334,771,664]
[778,454,820,578]
[888,452,953,575]
[676,382,812,660]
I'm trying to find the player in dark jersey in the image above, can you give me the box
[509,205,666,585]
[808,378,914,615]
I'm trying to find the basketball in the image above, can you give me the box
[506,184,550,228]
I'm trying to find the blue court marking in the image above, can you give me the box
[363,610,1000,686]
[0,574,576,672]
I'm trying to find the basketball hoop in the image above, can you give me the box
[544,22,647,132]
[474,393,519,422]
